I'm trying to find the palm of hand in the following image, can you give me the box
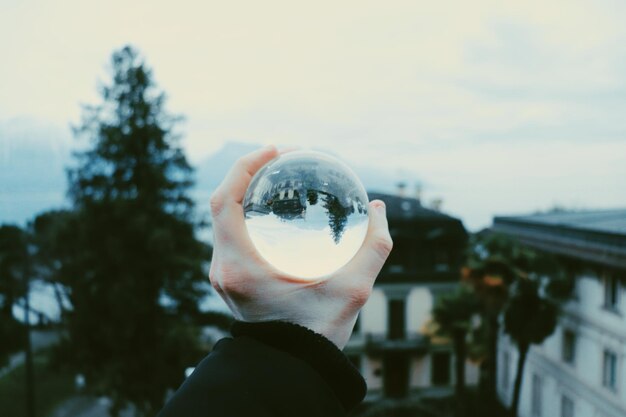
[209,146,392,348]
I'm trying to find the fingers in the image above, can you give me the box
[209,145,279,260]
[333,200,393,292]
[354,200,393,273]
[210,145,278,218]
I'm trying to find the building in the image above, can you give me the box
[493,209,626,417]
[344,191,476,400]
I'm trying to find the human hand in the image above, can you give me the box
[209,145,393,349]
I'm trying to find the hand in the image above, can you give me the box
[209,145,393,349]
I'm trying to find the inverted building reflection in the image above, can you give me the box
[245,183,366,244]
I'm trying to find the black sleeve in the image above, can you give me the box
[156,321,366,417]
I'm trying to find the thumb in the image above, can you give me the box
[339,200,393,287]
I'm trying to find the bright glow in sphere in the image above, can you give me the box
[243,150,369,279]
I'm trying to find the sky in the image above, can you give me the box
[1,0,626,230]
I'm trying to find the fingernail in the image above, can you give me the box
[278,145,301,154]
[261,144,278,155]
[374,202,386,214]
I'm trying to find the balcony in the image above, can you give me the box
[376,268,460,285]
[364,333,429,355]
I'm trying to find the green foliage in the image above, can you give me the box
[463,232,573,416]
[464,232,574,314]
[323,193,350,243]
[31,210,79,324]
[505,278,559,417]
[0,318,25,368]
[0,225,29,315]
[504,279,558,347]
[44,45,211,416]
[433,285,481,412]
[0,225,30,365]
[472,233,564,347]
[0,350,74,417]
[433,286,480,334]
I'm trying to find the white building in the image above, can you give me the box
[493,210,626,417]
[344,192,480,400]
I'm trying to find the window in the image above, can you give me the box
[604,274,620,311]
[385,237,410,272]
[562,329,576,365]
[561,395,574,417]
[502,350,510,391]
[531,374,543,417]
[388,299,406,340]
[431,351,451,386]
[603,350,618,391]
[434,249,450,271]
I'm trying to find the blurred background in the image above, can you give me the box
[1,1,625,416]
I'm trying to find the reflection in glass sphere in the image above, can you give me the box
[243,150,369,279]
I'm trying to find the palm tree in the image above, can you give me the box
[462,232,573,417]
[504,279,558,417]
[461,233,523,405]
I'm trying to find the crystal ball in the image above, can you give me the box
[243,150,369,279]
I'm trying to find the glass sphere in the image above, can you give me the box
[243,150,369,279]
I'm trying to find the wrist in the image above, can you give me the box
[231,320,366,411]
[304,320,355,350]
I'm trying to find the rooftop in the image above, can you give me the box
[367,192,459,222]
[495,209,626,236]
[368,191,467,242]
[492,209,626,269]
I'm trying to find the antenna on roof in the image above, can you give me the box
[396,181,407,197]
[414,182,422,203]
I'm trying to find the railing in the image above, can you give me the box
[363,333,429,354]
[376,269,460,284]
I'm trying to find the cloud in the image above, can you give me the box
[1,0,625,230]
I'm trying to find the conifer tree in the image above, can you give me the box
[0,224,29,366]
[62,45,210,416]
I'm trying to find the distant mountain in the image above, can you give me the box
[0,117,72,225]
[195,142,260,194]
[193,141,402,203]
[0,126,405,226]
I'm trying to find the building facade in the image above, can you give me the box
[493,210,626,417]
[344,192,478,400]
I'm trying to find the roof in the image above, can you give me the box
[368,192,455,221]
[495,209,626,236]
[367,192,468,243]
[492,209,626,269]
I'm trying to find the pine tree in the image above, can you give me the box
[322,193,349,243]
[61,45,210,416]
[0,225,29,366]
[31,210,78,324]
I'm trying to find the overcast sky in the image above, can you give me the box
[1,0,626,230]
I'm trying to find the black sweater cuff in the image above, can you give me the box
[231,320,366,412]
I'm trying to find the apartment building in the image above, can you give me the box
[493,210,626,417]
[344,191,476,400]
